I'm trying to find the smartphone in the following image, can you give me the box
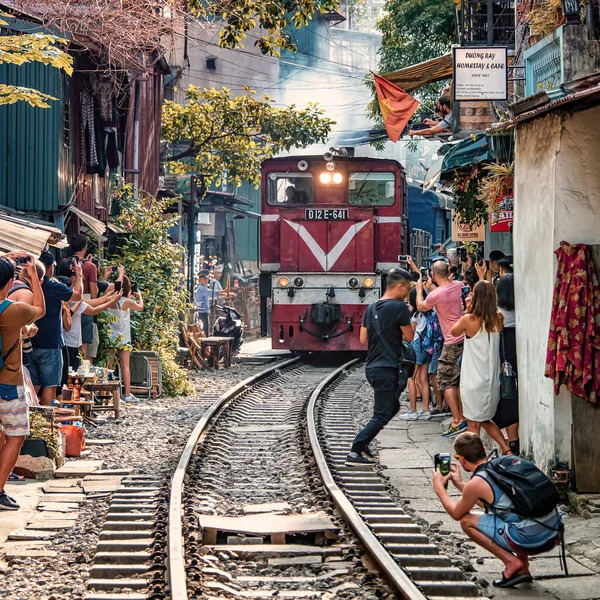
[434,453,451,488]
[459,247,468,262]
[131,282,138,293]
[398,255,409,263]
[420,267,428,282]
[73,256,80,264]
[114,281,122,293]
[16,256,30,266]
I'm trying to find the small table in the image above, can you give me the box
[85,381,121,419]
[200,336,235,369]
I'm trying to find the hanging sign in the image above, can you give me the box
[489,195,514,233]
[453,47,508,101]
[451,210,485,242]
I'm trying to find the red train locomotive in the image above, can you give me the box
[259,153,409,352]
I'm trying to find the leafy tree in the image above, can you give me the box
[162,85,335,187]
[0,12,73,107]
[188,0,340,56]
[98,180,193,397]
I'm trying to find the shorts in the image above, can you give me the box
[26,347,63,388]
[476,514,514,552]
[412,338,432,366]
[437,341,464,391]
[81,313,94,344]
[428,351,440,375]
[0,385,30,437]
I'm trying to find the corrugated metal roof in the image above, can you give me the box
[0,213,64,255]
[382,54,453,92]
[67,205,106,236]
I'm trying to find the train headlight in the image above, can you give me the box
[347,277,359,289]
[293,277,305,288]
[363,277,376,289]
[326,161,336,172]
[332,172,343,184]
[319,172,332,184]
[278,276,290,288]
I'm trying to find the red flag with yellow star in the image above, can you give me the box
[373,73,419,143]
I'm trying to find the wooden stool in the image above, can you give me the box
[85,382,121,419]
[199,336,234,369]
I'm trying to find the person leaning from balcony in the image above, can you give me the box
[433,432,562,588]
[194,269,211,335]
[0,254,45,510]
[408,96,454,137]
[416,261,467,437]
[346,268,414,466]
[27,251,83,406]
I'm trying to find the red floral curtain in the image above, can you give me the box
[545,242,600,404]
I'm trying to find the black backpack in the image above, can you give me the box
[480,455,560,519]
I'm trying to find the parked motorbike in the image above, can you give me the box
[213,304,244,355]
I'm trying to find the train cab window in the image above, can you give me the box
[348,172,395,206]
[267,173,314,205]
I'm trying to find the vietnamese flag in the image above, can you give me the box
[373,73,419,143]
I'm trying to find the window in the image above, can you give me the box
[267,173,314,205]
[348,172,395,206]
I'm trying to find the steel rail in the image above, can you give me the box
[306,361,429,600]
[167,356,300,600]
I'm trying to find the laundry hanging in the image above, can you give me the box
[545,241,600,404]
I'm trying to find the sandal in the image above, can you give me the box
[8,472,24,481]
[493,572,533,588]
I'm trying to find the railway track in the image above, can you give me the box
[86,357,480,599]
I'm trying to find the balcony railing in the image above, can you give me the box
[461,0,515,48]
[524,28,563,97]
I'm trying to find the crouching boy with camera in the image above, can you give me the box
[432,432,565,588]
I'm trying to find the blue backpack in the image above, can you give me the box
[420,310,444,355]
[0,299,17,371]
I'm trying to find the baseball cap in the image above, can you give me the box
[39,251,56,268]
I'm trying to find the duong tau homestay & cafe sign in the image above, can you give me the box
[453,47,508,101]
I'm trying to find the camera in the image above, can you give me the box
[461,286,471,297]
[16,256,30,266]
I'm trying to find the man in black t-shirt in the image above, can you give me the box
[346,268,414,466]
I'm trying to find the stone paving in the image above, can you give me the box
[374,411,600,599]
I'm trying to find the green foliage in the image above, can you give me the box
[188,0,340,56]
[105,179,192,397]
[162,85,334,187]
[369,0,456,120]
[0,13,73,107]
[451,168,488,228]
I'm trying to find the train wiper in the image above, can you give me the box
[352,168,373,205]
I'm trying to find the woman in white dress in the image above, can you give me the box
[451,281,510,454]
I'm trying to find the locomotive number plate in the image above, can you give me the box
[305,209,349,220]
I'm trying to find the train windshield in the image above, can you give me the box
[267,173,314,205]
[348,172,395,206]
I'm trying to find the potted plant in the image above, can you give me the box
[476,162,514,221]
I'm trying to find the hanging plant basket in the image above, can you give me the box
[451,167,488,228]
[476,162,514,220]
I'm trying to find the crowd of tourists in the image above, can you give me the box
[0,235,143,511]
[347,248,566,590]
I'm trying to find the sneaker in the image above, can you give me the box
[441,419,468,437]
[0,491,19,511]
[361,447,375,460]
[417,410,432,420]
[399,411,418,421]
[430,408,448,418]
[124,395,142,404]
[457,419,468,432]
[345,452,374,467]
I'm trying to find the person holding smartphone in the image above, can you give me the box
[106,275,143,403]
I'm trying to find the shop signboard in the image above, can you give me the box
[451,211,485,242]
[489,195,514,233]
[453,47,508,101]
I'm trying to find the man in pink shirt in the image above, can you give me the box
[416,261,467,437]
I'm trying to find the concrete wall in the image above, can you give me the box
[514,105,600,472]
